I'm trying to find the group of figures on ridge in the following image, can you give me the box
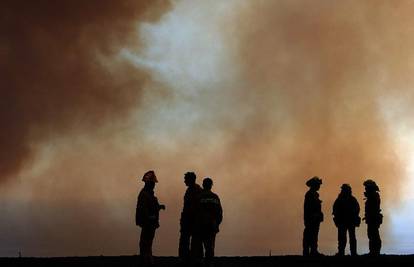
[134,171,383,267]
[136,171,223,267]
[303,176,383,257]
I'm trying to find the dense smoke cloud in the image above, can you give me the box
[2,0,414,257]
[0,0,169,180]
[127,0,414,254]
[212,0,413,253]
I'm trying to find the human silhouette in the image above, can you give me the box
[332,184,361,256]
[303,176,324,256]
[363,179,383,256]
[179,171,202,265]
[135,170,166,266]
[192,177,223,267]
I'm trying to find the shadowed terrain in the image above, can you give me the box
[2,255,414,267]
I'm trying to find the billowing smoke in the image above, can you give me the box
[2,0,414,257]
[209,0,414,253]
[0,0,169,180]
[0,0,172,256]
[125,0,414,255]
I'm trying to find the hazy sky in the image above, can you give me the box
[2,0,414,257]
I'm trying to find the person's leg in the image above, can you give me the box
[367,224,373,254]
[191,232,204,265]
[179,230,191,261]
[371,225,381,255]
[139,227,156,266]
[303,227,308,256]
[303,226,311,256]
[204,233,216,267]
[376,225,382,255]
[337,226,346,256]
[310,223,321,255]
[349,226,357,256]
[367,224,377,255]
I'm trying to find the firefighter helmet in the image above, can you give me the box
[363,179,379,191]
[142,170,158,183]
[306,176,322,187]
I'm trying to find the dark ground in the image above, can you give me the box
[1,255,414,267]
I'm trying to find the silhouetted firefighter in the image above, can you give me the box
[332,184,361,256]
[363,179,383,256]
[179,171,202,265]
[192,177,223,267]
[303,176,324,256]
[136,170,166,267]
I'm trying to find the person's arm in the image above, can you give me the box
[217,196,223,225]
[155,195,165,210]
[377,195,381,213]
[332,199,338,216]
[135,193,140,225]
[356,198,360,215]
[136,192,149,226]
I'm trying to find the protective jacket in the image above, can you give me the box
[136,188,161,228]
[194,189,223,234]
[364,191,382,225]
[180,184,202,231]
[304,190,323,226]
[333,193,360,227]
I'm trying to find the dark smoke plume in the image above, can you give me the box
[0,0,170,180]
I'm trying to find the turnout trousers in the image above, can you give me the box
[367,223,381,255]
[303,223,320,256]
[337,225,357,255]
[179,228,194,262]
[191,231,217,266]
[139,226,156,266]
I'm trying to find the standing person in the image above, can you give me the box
[192,178,223,267]
[136,170,166,266]
[303,176,324,256]
[332,184,361,256]
[363,179,383,256]
[179,171,202,265]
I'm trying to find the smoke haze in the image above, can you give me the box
[2,0,414,256]
[0,0,170,179]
